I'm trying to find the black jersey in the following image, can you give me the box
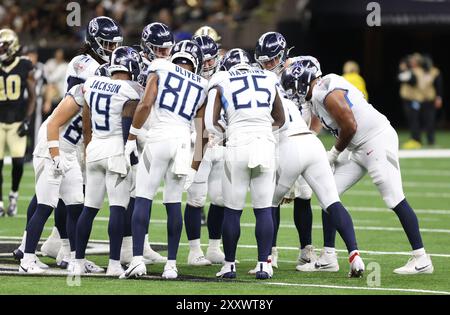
[0,57,34,123]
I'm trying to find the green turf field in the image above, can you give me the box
[0,131,449,295]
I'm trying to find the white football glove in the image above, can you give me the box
[51,155,69,176]
[124,140,138,168]
[327,146,341,167]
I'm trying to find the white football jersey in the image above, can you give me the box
[209,68,279,140]
[146,59,208,142]
[311,74,390,149]
[64,54,101,93]
[83,76,143,161]
[281,97,310,139]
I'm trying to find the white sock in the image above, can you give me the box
[0,201,4,208]
[166,259,176,267]
[132,255,143,263]
[50,226,60,239]
[208,239,221,249]
[108,259,121,267]
[189,239,201,251]
[10,191,18,198]
[324,247,336,254]
[271,246,278,254]
[76,258,86,265]
[121,236,132,249]
[19,231,27,252]
[413,248,426,257]
[23,253,35,262]
[70,251,76,260]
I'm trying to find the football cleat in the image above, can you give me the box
[40,227,61,258]
[0,203,5,217]
[56,244,71,269]
[143,242,167,264]
[7,192,18,217]
[271,247,278,269]
[84,260,104,273]
[106,261,125,276]
[119,257,147,279]
[205,246,225,264]
[255,262,273,280]
[188,250,212,266]
[12,248,24,260]
[296,249,339,272]
[216,262,236,279]
[394,254,434,275]
[348,252,365,278]
[297,245,318,266]
[162,262,178,279]
[19,257,46,274]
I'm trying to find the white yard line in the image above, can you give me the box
[345,190,450,198]
[263,282,450,295]
[1,236,449,258]
[398,149,450,159]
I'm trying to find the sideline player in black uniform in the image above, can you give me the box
[0,29,36,217]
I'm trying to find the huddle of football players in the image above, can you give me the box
[3,14,434,281]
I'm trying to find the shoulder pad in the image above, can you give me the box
[208,71,229,90]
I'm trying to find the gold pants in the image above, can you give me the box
[0,122,27,159]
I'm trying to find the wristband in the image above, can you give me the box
[48,140,60,148]
[329,146,341,158]
[129,126,141,136]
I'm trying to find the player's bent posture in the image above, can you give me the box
[183,35,225,266]
[254,32,321,268]
[206,49,284,280]
[273,96,365,277]
[121,40,207,280]
[119,22,173,266]
[0,29,36,217]
[16,17,123,267]
[18,93,86,274]
[282,62,434,275]
[72,47,143,276]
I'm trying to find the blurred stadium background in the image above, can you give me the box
[1,0,449,146]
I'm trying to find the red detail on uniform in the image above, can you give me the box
[349,252,359,263]
[267,258,272,264]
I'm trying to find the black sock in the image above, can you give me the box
[54,199,67,239]
[271,206,280,247]
[75,206,99,259]
[254,207,274,262]
[326,202,358,253]
[11,158,24,192]
[26,194,38,225]
[207,204,224,240]
[322,209,337,248]
[184,204,202,241]
[294,198,313,249]
[109,206,125,260]
[222,208,242,262]
[25,204,53,253]
[392,199,424,250]
[165,202,183,260]
[132,197,152,256]
[124,197,134,237]
[66,204,83,251]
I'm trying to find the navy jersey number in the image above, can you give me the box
[159,73,203,121]
[230,75,272,109]
[63,115,83,145]
[90,92,112,131]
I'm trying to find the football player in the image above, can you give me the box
[73,46,142,276]
[281,63,434,275]
[119,22,174,266]
[17,17,122,273]
[207,49,285,279]
[120,40,208,280]
[194,26,226,58]
[183,35,225,266]
[254,31,318,268]
[0,29,36,217]
[269,64,365,277]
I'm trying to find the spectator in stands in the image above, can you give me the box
[342,60,368,100]
[43,49,67,116]
[399,53,443,149]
